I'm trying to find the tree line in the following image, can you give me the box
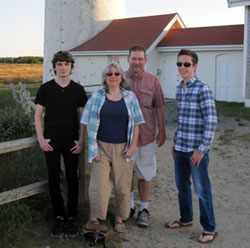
[0,56,43,64]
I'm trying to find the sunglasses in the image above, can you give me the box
[176,62,192,68]
[106,72,121,77]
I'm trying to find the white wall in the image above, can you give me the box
[44,0,125,83]
[72,56,108,91]
[159,50,243,102]
[72,50,162,93]
[73,49,243,102]
[72,54,129,92]
[146,49,161,77]
[197,51,243,102]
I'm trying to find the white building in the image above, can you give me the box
[227,0,250,106]
[44,1,244,102]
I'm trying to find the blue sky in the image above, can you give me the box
[0,0,244,57]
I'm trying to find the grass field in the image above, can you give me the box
[215,101,250,121]
[0,63,43,88]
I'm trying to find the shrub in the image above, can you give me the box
[0,200,42,241]
[0,107,34,142]
[0,90,17,108]
[0,107,47,242]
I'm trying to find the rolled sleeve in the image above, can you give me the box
[133,96,145,125]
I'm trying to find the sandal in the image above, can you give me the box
[198,232,217,243]
[114,222,126,233]
[88,220,100,225]
[165,220,193,228]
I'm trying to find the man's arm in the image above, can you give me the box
[198,86,217,154]
[124,124,139,158]
[155,106,166,147]
[191,85,217,166]
[34,104,53,151]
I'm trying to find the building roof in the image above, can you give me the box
[157,25,244,47]
[70,13,243,54]
[70,13,183,52]
[227,0,250,7]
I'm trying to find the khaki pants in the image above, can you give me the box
[88,141,134,220]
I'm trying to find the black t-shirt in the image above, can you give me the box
[35,79,87,142]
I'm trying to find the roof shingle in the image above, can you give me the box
[70,13,178,52]
[158,25,244,47]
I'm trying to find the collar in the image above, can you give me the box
[180,76,197,88]
[99,87,128,96]
[127,69,145,80]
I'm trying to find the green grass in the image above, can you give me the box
[0,89,17,108]
[216,101,250,120]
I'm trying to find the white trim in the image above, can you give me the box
[71,50,128,56]
[228,0,250,7]
[147,14,186,54]
[71,45,243,56]
[244,98,250,106]
[176,14,186,28]
[156,45,243,52]
[242,7,248,99]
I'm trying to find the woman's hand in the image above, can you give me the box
[93,154,100,162]
[123,148,134,159]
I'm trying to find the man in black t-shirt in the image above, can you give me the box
[35,51,87,238]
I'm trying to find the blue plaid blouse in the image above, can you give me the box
[81,88,144,163]
[174,76,217,154]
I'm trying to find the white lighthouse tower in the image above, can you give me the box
[43,0,125,82]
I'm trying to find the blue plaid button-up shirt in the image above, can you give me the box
[81,88,144,163]
[174,76,217,154]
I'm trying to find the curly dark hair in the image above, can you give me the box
[51,50,75,74]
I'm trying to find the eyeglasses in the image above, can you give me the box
[106,72,121,77]
[130,57,145,62]
[176,62,192,68]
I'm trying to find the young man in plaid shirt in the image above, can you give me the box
[166,49,217,244]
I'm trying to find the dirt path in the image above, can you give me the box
[1,115,249,248]
[122,116,250,248]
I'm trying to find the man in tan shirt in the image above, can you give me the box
[124,45,166,227]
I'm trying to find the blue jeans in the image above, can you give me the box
[174,150,216,232]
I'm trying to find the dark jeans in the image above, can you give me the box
[174,150,216,232]
[45,140,79,219]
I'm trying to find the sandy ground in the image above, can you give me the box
[122,115,250,248]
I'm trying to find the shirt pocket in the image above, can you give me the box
[139,88,154,108]
[187,93,199,103]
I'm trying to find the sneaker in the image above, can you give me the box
[137,209,150,227]
[129,207,136,218]
[123,207,136,222]
[51,217,64,238]
[64,217,78,238]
